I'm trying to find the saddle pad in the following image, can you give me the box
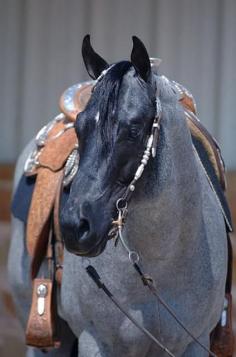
[11,175,70,224]
[11,175,36,222]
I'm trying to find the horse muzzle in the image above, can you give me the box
[60,201,109,257]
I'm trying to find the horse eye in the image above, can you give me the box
[129,124,142,139]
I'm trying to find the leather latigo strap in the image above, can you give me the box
[26,278,60,348]
[53,174,64,286]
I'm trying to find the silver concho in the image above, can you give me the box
[63,146,79,187]
[37,283,48,316]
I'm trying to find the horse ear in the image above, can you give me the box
[82,35,109,79]
[131,36,151,82]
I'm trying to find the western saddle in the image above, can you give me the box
[12,78,233,356]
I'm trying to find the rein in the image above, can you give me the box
[86,95,217,357]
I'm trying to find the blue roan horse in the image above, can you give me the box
[8,36,231,356]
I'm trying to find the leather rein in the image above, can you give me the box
[86,94,217,357]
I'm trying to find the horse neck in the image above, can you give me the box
[124,100,203,262]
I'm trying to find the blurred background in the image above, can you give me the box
[0,0,235,355]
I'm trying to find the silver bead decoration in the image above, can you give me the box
[152,147,157,158]
[134,164,145,180]
[132,116,161,182]
[156,97,162,117]
[129,184,135,191]
[147,135,153,149]
[153,122,160,129]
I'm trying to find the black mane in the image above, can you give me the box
[91,61,132,150]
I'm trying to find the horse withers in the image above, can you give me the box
[8,35,233,356]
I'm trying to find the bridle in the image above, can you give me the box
[86,77,217,356]
[109,95,162,260]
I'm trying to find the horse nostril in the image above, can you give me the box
[78,218,90,237]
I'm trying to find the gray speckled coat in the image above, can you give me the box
[8,76,227,356]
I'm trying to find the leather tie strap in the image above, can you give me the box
[26,278,60,349]
[26,168,63,278]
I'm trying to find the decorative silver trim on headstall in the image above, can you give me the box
[111,100,162,255]
[63,145,80,187]
[96,64,115,83]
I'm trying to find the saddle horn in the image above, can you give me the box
[82,35,109,79]
[131,36,151,82]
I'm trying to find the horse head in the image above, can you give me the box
[60,35,159,257]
